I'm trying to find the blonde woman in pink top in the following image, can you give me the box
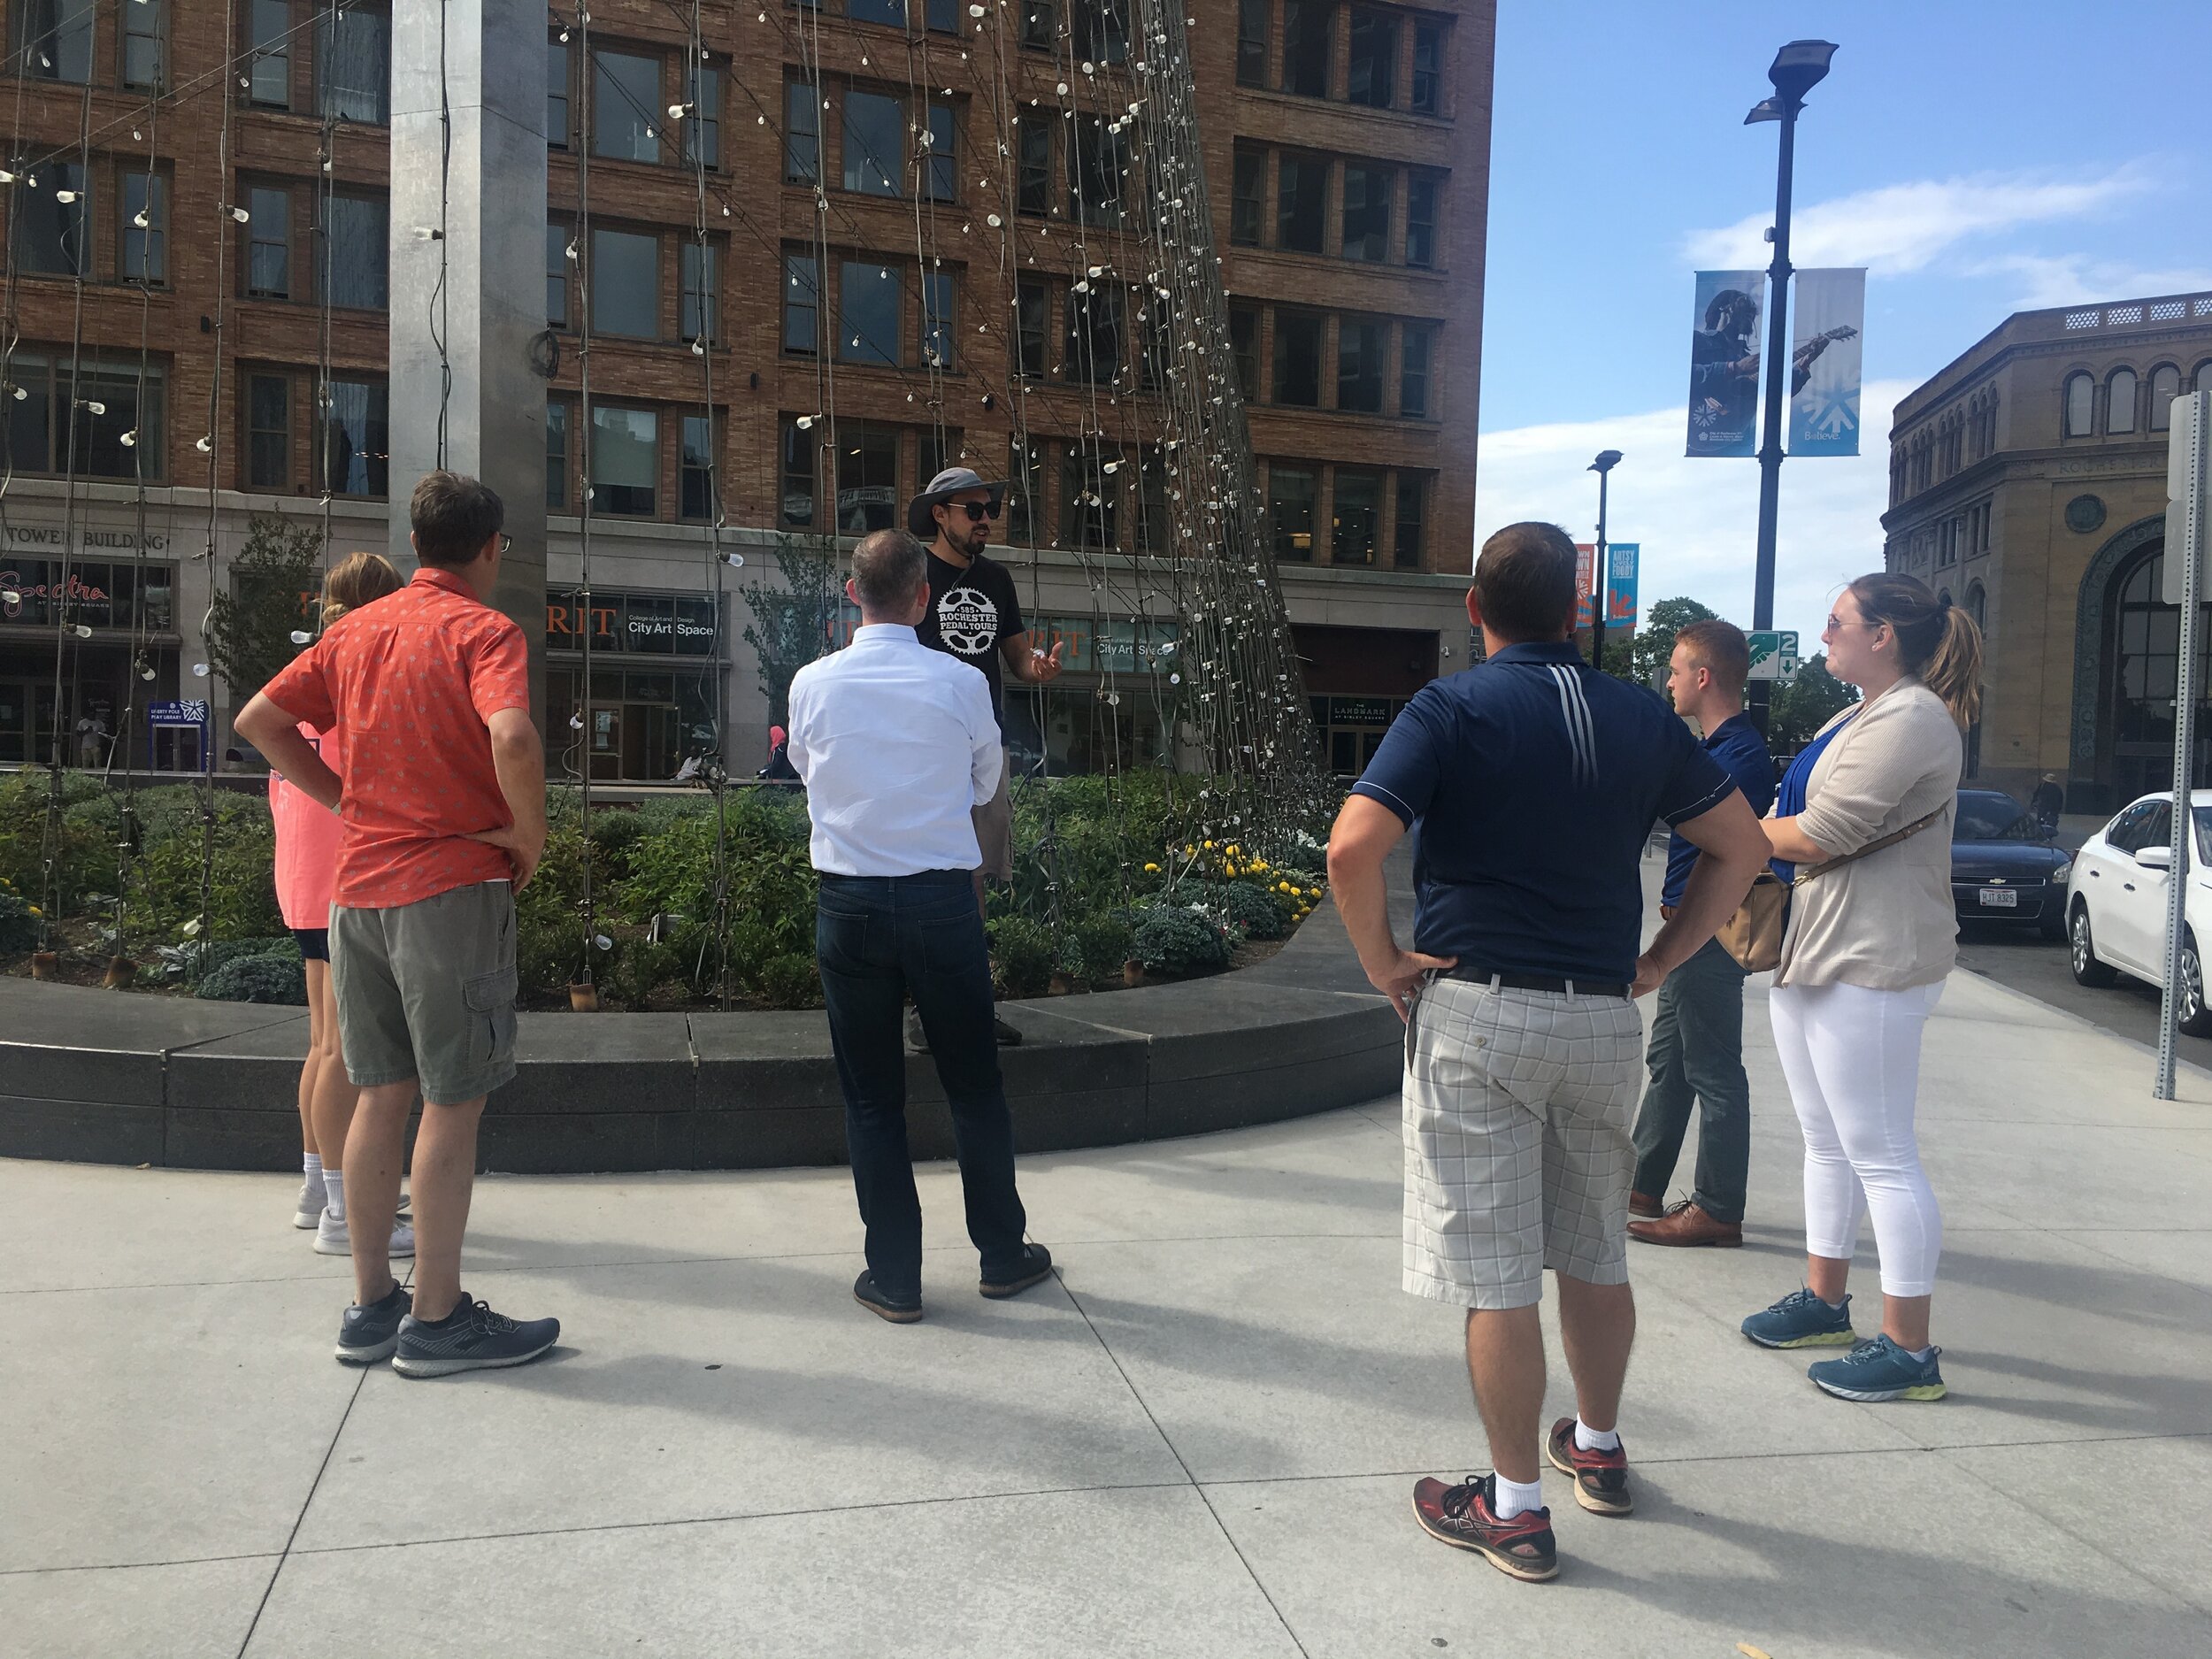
[275,551,413,1256]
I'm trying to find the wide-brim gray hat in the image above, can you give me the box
[908,466,1004,538]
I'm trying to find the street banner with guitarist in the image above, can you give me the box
[1788,267,1866,457]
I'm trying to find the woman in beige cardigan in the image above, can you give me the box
[1740,573,1983,1403]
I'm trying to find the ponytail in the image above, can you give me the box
[1847,572,1984,729]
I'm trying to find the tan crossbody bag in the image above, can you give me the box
[1716,806,1947,973]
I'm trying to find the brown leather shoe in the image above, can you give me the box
[1628,1190,1663,1220]
[1627,1199,1743,1248]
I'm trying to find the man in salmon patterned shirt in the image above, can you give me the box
[238,472,560,1379]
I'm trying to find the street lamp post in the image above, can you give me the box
[1588,449,1622,673]
[1744,39,1838,733]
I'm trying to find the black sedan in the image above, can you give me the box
[1951,788,2071,939]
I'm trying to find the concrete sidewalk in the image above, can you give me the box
[5,969,2210,1656]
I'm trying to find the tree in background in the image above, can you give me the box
[1629,595,1720,688]
[1769,652,1859,749]
[204,516,320,704]
[739,534,841,728]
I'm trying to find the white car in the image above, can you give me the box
[2066,789,2212,1033]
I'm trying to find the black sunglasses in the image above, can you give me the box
[953,500,1001,522]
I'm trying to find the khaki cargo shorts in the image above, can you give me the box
[972,747,1013,883]
[330,880,518,1106]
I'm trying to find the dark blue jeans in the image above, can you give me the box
[816,870,1028,1298]
[1631,935,1752,1223]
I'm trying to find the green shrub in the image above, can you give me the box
[759,951,820,1009]
[196,952,307,1005]
[608,936,685,1008]
[1070,910,1133,983]
[134,787,281,941]
[1217,880,1287,941]
[0,887,38,952]
[586,808,651,872]
[1132,905,1233,976]
[987,914,1056,998]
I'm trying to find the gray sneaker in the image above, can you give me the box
[294,1175,326,1230]
[335,1281,412,1363]
[392,1294,560,1379]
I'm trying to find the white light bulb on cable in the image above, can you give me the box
[289,630,312,645]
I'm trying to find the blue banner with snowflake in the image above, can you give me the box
[1788,268,1865,457]
[1686,272,1766,457]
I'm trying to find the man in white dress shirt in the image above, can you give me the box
[787,530,1055,1323]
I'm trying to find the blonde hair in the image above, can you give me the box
[1847,572,1984,728]
[320,549,403,626]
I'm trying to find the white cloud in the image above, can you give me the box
[1967,251,2212,311]
[1472,380,1916,651]
[1683,167,2152,275]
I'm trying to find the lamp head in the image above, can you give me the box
[1589,449,1623,475]
[1766,39,1837,103]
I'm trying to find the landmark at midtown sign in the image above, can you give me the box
[1747,630,1801,681]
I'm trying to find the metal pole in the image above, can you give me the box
[2157,391,2211,1099]
[1591,469,1609,672]
[1747,98,1799,734]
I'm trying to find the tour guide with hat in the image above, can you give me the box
[1326,520,1769,1584]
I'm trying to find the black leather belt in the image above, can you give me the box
[1442,966,1631,999]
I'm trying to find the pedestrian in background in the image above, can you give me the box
[1742,573,1982,1404]
[787,529,1053,1325]
[238,472,558,1379]
[1328,522,1768,1583]
[273,549,412,1262]
[1628,618,1774,1248]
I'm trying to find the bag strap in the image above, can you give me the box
[1791,805,1947,889]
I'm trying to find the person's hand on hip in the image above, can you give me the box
[1366,949,1457,1023]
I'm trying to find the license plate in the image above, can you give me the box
[1978,888,2019,908]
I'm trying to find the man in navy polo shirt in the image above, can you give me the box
[1628,618,1775,1249]
[1327,522,1768,1584]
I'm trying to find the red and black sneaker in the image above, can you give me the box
[1546,1417,1632,1517]
[1409,1473,1558,1582]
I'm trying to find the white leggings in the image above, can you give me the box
[1769,979,1945,1298]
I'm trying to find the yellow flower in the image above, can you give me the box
[1144,862,1159,873]
[1202,840,1215,850]
[1278,881,1293,893]
[27,905,42,917]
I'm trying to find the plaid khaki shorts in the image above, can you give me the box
[1402,975,1644,1310]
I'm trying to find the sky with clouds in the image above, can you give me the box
[1471,0,2212,649]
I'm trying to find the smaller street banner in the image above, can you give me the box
[1573,542,1640,631]
[1686,272,1766,457]
[1789,267,1866,457]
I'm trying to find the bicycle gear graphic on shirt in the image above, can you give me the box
[937,586,1000,657]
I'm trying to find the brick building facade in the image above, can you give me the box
[0,0,1492,782]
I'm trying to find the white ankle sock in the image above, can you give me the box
[303,1153,323,1184]
[1574,1418,1620,1454]
[1904,1343,1933,1363]
[1492,1474,1545,1520]
[323,1169,346,1223]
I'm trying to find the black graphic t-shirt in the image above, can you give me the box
[916,550,1025,730]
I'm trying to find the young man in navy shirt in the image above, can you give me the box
[1628,619,1775,1248]
[1327,522,1768,1583]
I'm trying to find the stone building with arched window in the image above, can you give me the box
[1882,290,2212,810]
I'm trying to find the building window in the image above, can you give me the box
[1274,311,1322,406]
[1270,462,1316,560]
[783,252,818,354]
[1061,444,1120,550]
[924,104,956,203]
[1394,474,1425,568]
[1277,154,1325,254]
[1018,116,1051,215]
[840,259,900,365]
[785,81,819,184]
[591,405,658,516]
[1281,0,1331,96]
[2150,365,2180,431]
[1071,0,1128,65]
[680,415,717,521]
[2,357,163,480]
[248,187,290,296]
[122,0,164,88]
[546,222,570,326]
[680,242,718,344]
[594,49,660,163]
[1019,0,1056,48]
[780,415,817,527]
[1067,113,1125,227]
[1236,0,1267,86]
[1007,436,1042,543]
[836,422,898,533]
[548,39,570,149]
[2107,367,2139,434]
[918,426,961,496]
[119,174,166,286]
[246,373,289,490]
[1229,303,1261,400]
[1347,9,1396,108]
[1964,580,1985,631]
[17,165,88,277]
[924,0,957,32]
[1401,323,1432,418]
[546,401,569,510]
[1333,467,1380,565]
[1340,163,1389,262]
[921,271,955,370]
[1135,444,1169,552]
[317,4,390,125]
[2199,361,2212,396]
[1231,144,1264,248]
[1405,173,1438,268]
[249,0,289,104]
[844,88,904,197]
[2063,371,2094,437]
[16,0,93,83]
[1064,284,1123,384]
[683,65,721,170]
[591,227,658,337]
[1410,18,1442,113]
[322,379,388,497]
[321,194,389,311]
[1337,319,1384,413]
[1015,277,1050,379]
[848,0,904,23]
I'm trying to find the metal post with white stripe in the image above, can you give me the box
[2156,390,2211,1100]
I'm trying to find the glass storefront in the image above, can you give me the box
[1310,694,1409,776]
[545,585,724,782]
